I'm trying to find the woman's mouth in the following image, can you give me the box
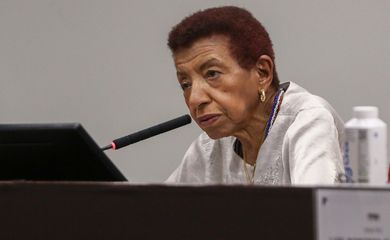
[197,114,221,128]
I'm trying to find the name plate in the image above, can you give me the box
[316,188,390,240]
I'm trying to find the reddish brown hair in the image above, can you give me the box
[168,6,279,88]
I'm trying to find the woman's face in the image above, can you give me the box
[174,35,261,139]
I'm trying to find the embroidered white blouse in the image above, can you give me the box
[166,82,345,185]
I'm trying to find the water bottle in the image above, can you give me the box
[343,106,388,185]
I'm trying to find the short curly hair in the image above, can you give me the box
[168,6,279,88]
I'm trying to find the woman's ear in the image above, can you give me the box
[256,55,274,90]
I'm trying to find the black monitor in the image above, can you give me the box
[0,123,126,181]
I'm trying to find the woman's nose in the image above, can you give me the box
[187,81,211,111]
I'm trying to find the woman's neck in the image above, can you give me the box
[234,87,277,165]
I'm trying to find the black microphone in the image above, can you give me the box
[101,114,192,151]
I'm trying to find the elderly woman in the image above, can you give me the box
[166,6,344,185]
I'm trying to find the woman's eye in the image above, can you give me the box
[206,70,221,79]
[180,82,191,90]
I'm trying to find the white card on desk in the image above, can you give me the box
[316,188,390,240]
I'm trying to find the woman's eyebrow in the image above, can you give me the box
[176,58,223,78]
[199,58,223,72]
[176,71,186,79]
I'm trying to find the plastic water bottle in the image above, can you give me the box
[343,106,388,185]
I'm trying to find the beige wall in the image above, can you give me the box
[1,0,389,182]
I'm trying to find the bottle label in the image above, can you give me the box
[343,127,387,184]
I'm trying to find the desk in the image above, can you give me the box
[0,182,388,240]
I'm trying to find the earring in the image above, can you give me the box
[259,89,266,102]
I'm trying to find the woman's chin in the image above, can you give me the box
[203,129,229,140]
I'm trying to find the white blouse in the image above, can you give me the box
[166,82,345,185]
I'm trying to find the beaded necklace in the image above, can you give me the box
[265,88,285,138]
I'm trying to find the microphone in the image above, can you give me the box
[101,114,192,151]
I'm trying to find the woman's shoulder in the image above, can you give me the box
[281,82,341,117]
[280,81,344,139]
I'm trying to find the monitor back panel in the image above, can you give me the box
[0,123,126,181]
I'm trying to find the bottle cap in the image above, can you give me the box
[353,106,378,119]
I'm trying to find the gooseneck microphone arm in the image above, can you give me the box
[101,114,192,151]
